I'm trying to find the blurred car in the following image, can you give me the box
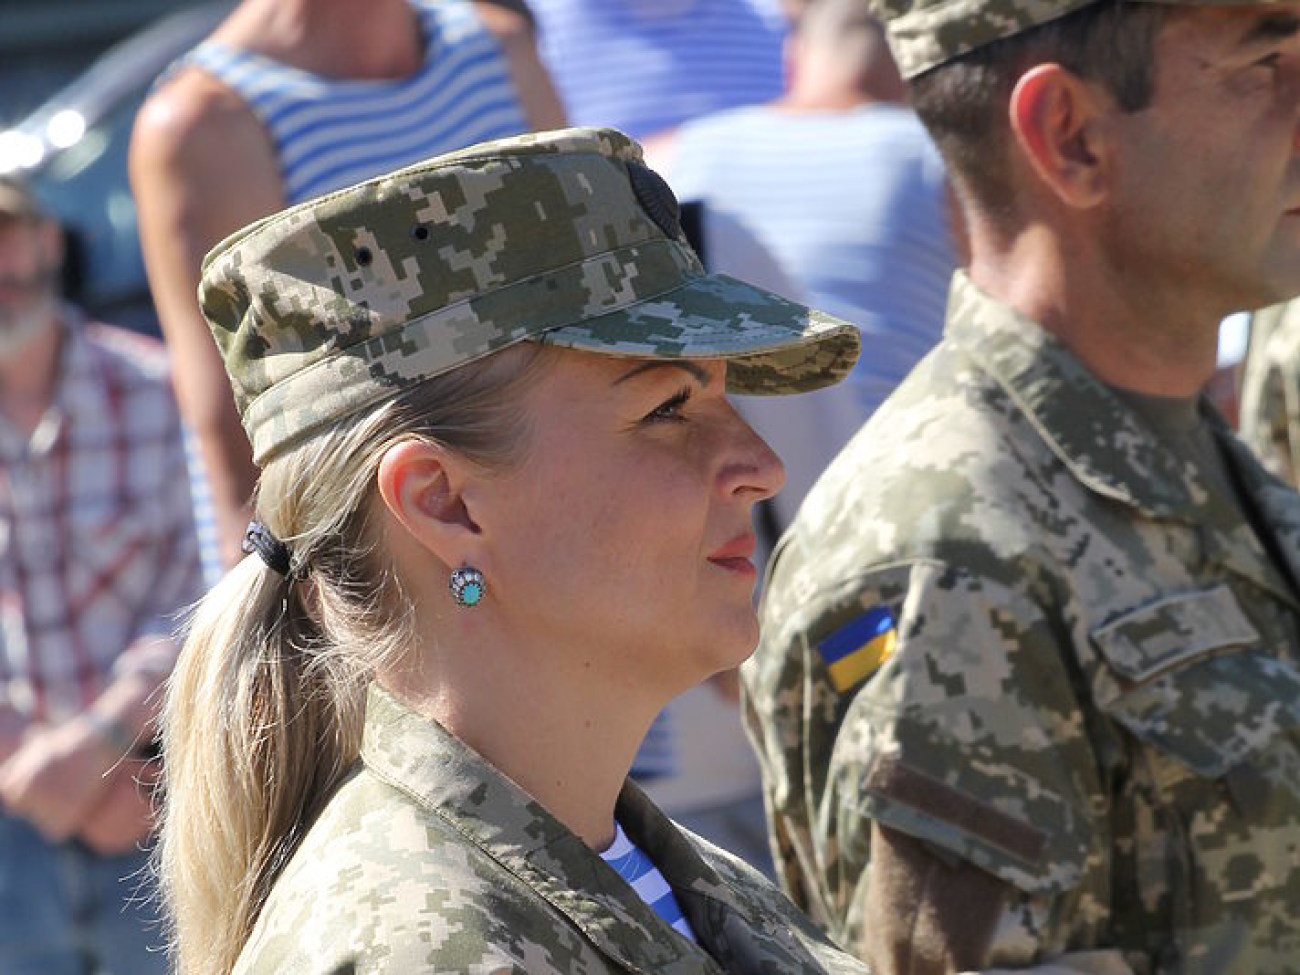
[0,2,233,334]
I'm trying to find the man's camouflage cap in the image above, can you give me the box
[879,0,1289,78]
[199,127,861,465]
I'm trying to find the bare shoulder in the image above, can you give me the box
[130,67,278,205]
[129,64,282,268]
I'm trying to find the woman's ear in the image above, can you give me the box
[375,440,481,567]
[1009,64,1111,210]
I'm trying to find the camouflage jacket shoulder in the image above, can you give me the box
[233,684,869,975]
[745,273,1300,973]
[1240,298,1300,485]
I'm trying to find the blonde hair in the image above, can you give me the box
[158,344,549,975]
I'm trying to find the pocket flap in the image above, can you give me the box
[1091,587,1300,779]
[1090,586,1259,682]
[1102,651,1300,778]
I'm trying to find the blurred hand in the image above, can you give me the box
[0,719,116,842]
[0,702,29,765]
[78,758,160,855]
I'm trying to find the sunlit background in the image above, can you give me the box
[0,1,227,332]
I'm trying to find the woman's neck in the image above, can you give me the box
[382,633,662,851]
[216,0,424,80]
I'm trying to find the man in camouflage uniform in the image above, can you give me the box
[742,1,1300,973]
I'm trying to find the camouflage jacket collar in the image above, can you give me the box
[945,272,1221,521]
[945,274,1300,606]
[360,684,751,975]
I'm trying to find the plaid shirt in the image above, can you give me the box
[0,310,202,723]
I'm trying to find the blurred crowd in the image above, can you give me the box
[0,0,1294,972]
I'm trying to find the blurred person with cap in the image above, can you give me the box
[0,178,201,973]
[743,0,1300,972]
[130,0,566,585]
[157,126,871,975]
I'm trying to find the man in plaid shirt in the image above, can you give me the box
[0,178,201,973]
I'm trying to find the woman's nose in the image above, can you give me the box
[722,410,786,503]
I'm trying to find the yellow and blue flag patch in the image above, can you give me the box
[816,605,897,693]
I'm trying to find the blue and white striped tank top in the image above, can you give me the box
[528,0,786,139]
[177,0,529,586]
[183,0,529,204]
[600,821,698,942]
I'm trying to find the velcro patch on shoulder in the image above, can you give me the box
[865,754,1048,867]
[816,604,897,693]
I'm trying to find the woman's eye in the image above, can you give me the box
[645,388,691,423]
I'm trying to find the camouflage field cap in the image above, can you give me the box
[879,0,1286,79]
[199,127,861,465]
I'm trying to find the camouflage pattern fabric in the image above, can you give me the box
[233,684,872,974]
[1240,299,1300,486]
[874,0,1297,79]
[743,273,1300,974]
[197,126,859,465]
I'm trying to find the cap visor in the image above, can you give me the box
[534,272,861,395]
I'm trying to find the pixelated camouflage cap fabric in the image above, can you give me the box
[880,0,1295,78]
[199,127,861,465]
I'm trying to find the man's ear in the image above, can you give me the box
[376,439,482,568]
[1009,64,1110,210]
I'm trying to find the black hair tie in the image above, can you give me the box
[242,521,292,577]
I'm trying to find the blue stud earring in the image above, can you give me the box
[449,566,486,608]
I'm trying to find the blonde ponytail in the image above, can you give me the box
[158,344,550,975]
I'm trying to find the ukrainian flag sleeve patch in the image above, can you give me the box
[816,604,897,694]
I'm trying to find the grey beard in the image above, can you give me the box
[0,290,56,361]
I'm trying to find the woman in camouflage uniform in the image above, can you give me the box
[157,127,868,975]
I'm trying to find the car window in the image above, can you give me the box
[30,91,157,335]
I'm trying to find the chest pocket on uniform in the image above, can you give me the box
[1090,584,1300,779]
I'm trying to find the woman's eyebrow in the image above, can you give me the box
[612,360,713,387]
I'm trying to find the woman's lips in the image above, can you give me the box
[708,533,758,576]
